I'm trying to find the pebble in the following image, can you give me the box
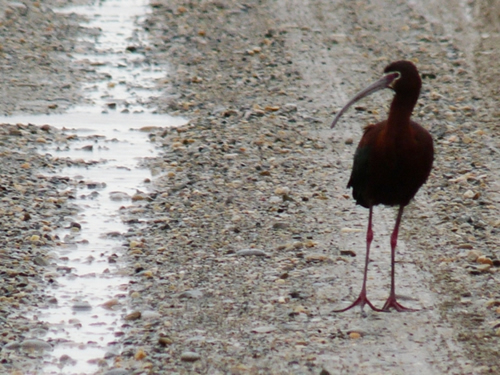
[466,250,481,261]
[124,311,142,321]
[104,369,130,375]
[102,298,121,310]
[181,351,201,362]
[72,301,92,311]
[251,326,277,333]
[33,256,49,266]
[463,189,476,199]
[305,253,332,262]
[134,348,147,360]
[476,255,493,265]
[236,249,269,257]
[349,332,361,339]
[178,289,204,299]
[141,310,161,320]
[109,191,131,201]
[158,337,173,346]
[3,342,21,350]
[20,339,52,351]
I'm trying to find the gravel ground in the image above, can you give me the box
[1,0,500,374]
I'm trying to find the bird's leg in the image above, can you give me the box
[381,206,416,312]
[333,207,382,313]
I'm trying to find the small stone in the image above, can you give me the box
[59,354,76,365]
[131,192,148,201]
[466,250,481,262]
[349,332,362,339]
[305,253,331,262]
[340,227,362,233]
[3,342,21,350]
[124,311,141,321]
[72,301,92,311]
[181,351,201,362]
[236,249,268,257]
[48,297,58,304]
[143,270,154,278]
[158,337,173,346]
[477,255,493,265]
[469,264,492,274]
[129,240,142,248]
[340,250,356,257]
[20,339,52,351]
[104,369,130,375]
[134,348,147,360]
[283,103,298,112]
[102,299,120,310]
[178,289,203,299]
[130,291,141,299]
[251,325,277,333]
[70,222,81,230]
[273,222,289,230]
[109,191,131,201]
[477,264,492,272]
[141,310,160,320]
[33,256,49,266]
[463,190,475,199]
[486,300,500,309]
[274,186,290,195]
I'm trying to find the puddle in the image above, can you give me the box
[3,0,185,373]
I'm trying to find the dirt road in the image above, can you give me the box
[1,0,499,374]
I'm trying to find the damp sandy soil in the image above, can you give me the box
[1,0,500,374]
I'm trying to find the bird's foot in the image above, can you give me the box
[381,295,417,312]
[332,293,383,313]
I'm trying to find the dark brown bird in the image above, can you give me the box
[331,60,434,312]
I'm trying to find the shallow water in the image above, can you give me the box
[3,0,185,373]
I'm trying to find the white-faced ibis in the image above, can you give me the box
[331,60,434,312]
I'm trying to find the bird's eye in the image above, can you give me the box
[390,72,402,81]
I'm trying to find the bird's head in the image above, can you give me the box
[331,60,422,128]
[384,60,421,98]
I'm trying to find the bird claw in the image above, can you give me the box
[380,296,417,312]
[332,294,383,313]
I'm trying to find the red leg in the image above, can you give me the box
[381,206,416,312]
[333,207,382,313]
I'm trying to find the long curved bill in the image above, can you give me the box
[331,72,400,128]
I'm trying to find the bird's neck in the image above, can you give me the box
[387,94,417,131]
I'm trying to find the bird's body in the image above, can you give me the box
[331,60,434,312]
[348,119,434,208]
